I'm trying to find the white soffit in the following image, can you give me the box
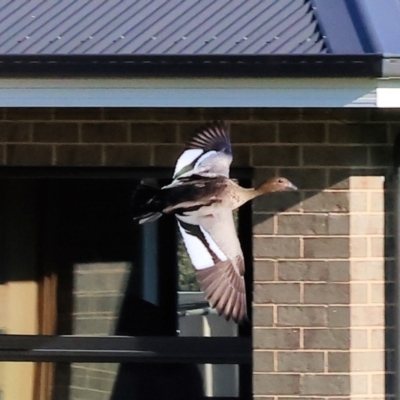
[0,77,391,108]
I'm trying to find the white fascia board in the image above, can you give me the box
[376,79,400,108]
[0,77,379,108]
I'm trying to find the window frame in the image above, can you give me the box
[0,166,253,399]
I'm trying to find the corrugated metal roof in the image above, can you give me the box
[0,0,327,55]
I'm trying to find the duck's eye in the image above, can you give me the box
[278,179,283,183]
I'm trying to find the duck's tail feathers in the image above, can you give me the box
[131,181,164,224]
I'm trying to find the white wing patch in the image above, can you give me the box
[178,223,214,269]
[173,149,203,178]
[199,226,228,263]
[193,150,217,169]
[178,222,228,270]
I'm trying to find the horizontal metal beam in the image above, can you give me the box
[0,335,251,364]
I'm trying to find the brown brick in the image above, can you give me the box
[351,329,369,349]
[303,146,368,166]
[253,236,300,258]
[349,191,368,212]
[328,168,387,189]
[54,108,102,120]
[103,108,154,121]
[304,283,350,304]
[178,122,206,143]
[350,237,368,258]
[278,167,326,190]
[369,145,392,166]
[202,108,251,121]
[371,373,387,395]
[279,123,325,143]
[302,108,370,121]
[302,191,349,213]
[6,144,52,165]
[254,283,300,304]
[304,238,349,259]
[0,145,5,164]
[300,375,350,396]
[231,145,250,166]
[278,261,349,282]
[350,261,385,281]
[253,214,274,235]
[370,236,386,258]
[389,122,400,142]
[154,144,184,166]
[304,329,349,349]
[253,108,301,121]
[254,328,300,349]
[278,214,348,235]
[351,351,384,372]
[277,306,326,327]
[350,374,369,395]
[231,123,276,143]
[254,373,300,395]
[253,191,301,213]
[130,123,177,143]
[104,145,151,166]
[253,351,274,372]
[153,108,203,121]
[350,306,384,326]
[278,351,324,372]
[350,175,386,189]
[279,398,327,400]
[56,145,102,166]
[328,123,387,143]
[327,306,350,327]
[252,145,300,166]
[370,328,384,349]
[253,260,275,281]
[328,352,350,372]
[371,108,400,121]
[252,167,278,187]
[33,122,79,143]
[5,108,53,120]
[253,306,274,326]
[0,122,30,142]
[82,123,128,143]
[351,283,369,303]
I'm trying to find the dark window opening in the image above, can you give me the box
[0,167,252,400]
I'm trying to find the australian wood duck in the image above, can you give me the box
[132,121,297,323]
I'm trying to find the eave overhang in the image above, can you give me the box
[0,54,398,78]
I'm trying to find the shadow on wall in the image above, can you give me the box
[111,296,204,400]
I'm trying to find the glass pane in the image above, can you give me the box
[58,262,131,336]
[178,292,239,397]
[0,362,36,400]
[0,361,239,399]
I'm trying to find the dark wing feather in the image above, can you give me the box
[187,121,232,155]
[196,258,247,323]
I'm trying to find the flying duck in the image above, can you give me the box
[132,121,297,323]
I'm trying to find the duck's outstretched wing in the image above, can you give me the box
[173,121,232,180]
[176,209,247,323]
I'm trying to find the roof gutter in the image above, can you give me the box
[0,54,390,78]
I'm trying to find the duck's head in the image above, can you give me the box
[256,177,298,195]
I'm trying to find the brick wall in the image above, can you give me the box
[0,107,397,399]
